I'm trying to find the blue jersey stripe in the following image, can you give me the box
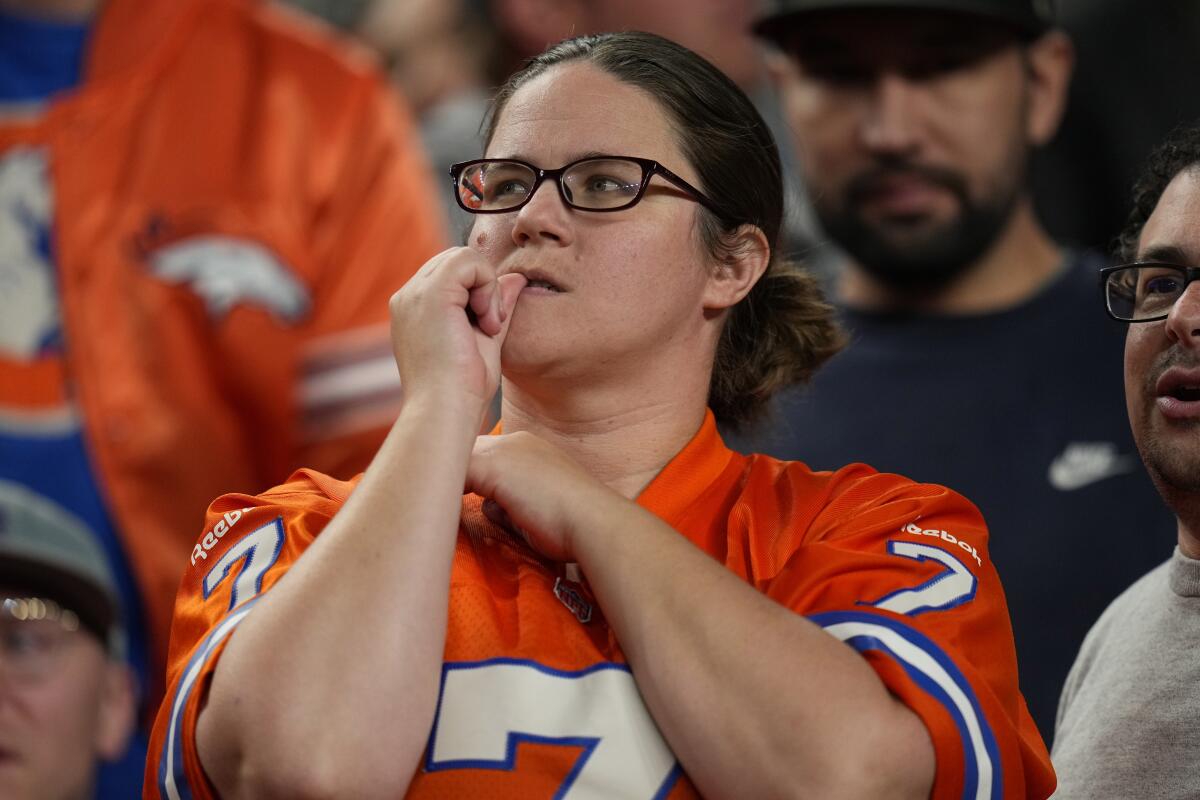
[156,598,260,800]
[811,610,1002,800]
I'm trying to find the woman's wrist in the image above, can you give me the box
[401,385,489,429]
[565,482,640,567]
[394,389,488,461]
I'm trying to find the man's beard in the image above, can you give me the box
[1137,349,1200,495]
[814,158,1022,292]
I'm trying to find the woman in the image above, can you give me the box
[147,32,1052,800]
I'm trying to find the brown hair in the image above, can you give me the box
[484,32,843,430]
[1116,123,1200,262]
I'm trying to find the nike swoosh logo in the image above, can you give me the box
[1048,442,1138,491]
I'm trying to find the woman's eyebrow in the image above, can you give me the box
[486,150,617,166]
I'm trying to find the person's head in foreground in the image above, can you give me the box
[1103,124,1200,554]
[151,31,1053,800]
[756,0,1074,310]
[0,480,135,800]
[451,30,842,432]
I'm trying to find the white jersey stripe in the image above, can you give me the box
[158,599,259,800]
[816,612,1000,800]
[298,352,399,410]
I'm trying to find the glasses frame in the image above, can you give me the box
[1101,261,1200,323]
[448,155,725,216]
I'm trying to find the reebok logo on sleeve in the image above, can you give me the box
[191,507,254,565]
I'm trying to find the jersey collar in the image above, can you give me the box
[488,409,737,530]
[635,410,735,529]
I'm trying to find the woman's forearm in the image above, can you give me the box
[570,497,936,800]
[196,393,478,800]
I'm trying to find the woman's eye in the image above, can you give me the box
[493,180,530,198]
[585,176,624,193]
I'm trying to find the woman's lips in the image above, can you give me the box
[504,268,564,294]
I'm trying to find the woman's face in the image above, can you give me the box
[471,63,720,384]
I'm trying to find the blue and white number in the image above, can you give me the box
[870,540,977,615]
[427,659,680,799]
[202,517,285,611]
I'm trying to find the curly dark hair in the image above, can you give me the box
[483,32,844,431]
[1116,123,1200,262]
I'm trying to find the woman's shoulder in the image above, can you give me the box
[258,467,362,506]
[204,468,361,534]
[733,451,984,540]
[738,449,927,498]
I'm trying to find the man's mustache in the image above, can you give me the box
[846,161,970,207]
[1145,346,1200,393]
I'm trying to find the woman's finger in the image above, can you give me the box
[468,282,500,336]
[497,273,527,328]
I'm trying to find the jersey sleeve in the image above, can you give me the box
[766,469,1055,800]
[291,74,447,478]
[144,469,350,800]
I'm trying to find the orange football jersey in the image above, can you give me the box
[147,413,1054,799]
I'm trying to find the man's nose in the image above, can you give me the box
[859,71,923,158]
[1165,280,1200,347]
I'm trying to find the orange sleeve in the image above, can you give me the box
[767,471,1055,800]
[292,73,448,477]
[144,470,349,800]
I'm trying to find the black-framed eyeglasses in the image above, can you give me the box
[449,155,724,215]
[1102,262,1200,322]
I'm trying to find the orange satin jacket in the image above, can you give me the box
[0,0,445,705]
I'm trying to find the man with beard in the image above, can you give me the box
[1051,124,1200,798]
[742,0,1177,743]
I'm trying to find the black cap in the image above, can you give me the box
[755,0,1052,41]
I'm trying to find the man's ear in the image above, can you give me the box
[1024,30,1074,146]
[703,224,771,311]
[94,661,136,762]
[764,47,798,92]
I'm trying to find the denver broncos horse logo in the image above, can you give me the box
[0,147,57,360]
[147,235,311,324]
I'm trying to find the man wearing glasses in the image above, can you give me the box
[743,0,1177,744]
[1052,124,1200,798]
[0,480,135,800]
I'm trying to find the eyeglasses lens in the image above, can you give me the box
[562,159,645,210]
[457,162,535,212]
[457,159,648,212]
[0,598,81,681]
[1108,265,1188,321]
[0,619,72,680]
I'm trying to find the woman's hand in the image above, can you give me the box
[466,432,622,562]
[389,247,526,419]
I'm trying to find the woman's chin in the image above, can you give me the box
[501,325,562,366]
[499,337,581,387]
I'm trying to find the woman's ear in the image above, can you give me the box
[703,224,771,311]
